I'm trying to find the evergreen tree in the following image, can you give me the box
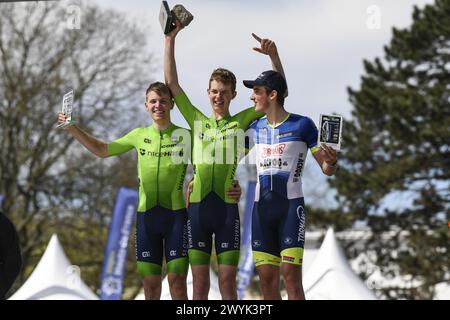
[332,0,450,299]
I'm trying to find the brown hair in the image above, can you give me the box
[146,82,173,101]
[209,68,237,93]
[263,86,285,107]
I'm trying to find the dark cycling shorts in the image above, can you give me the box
[187,192,240,266]
[136,206,188,276]
[251,192,306,267]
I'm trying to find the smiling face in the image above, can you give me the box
[145,90,173,122]
[207,80,236,115]
[251,85,275,113]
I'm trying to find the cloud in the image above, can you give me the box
[92,0,433,126]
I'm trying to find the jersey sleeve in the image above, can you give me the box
[302,117,319,154]
[234,106,265,130]
[174,91,206,129]
[107,128,138,156]
[244,120,258,153]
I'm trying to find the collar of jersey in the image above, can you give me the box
[148,123,175,135]
[267,113,291,129]
[209,114,231,126]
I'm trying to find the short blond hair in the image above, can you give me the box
[146,82,173,101]
[209,68,236,93]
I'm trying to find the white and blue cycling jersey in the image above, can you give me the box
[247,113,319,201]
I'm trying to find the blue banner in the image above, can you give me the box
[99,187,138,300]
[237,181,256,300]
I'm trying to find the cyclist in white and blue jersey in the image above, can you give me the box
[243,70,338,300]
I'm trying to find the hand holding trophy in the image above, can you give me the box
[159,1,193,34]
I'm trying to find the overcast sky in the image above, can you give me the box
[89,0,433,210]
[92,0,433,128]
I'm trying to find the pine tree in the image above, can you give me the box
[332,0,450,299]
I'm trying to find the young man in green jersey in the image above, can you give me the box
[58,82,241,300]
[58,82,189,300]
[164,22,287,300]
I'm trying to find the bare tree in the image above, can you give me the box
[0,1,154,293]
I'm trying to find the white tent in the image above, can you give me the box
[9,234,98,300]
[434,282,450,300]
[301,228,376,300]
[135,266,222,300]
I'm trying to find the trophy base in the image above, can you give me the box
[159,1,176,34]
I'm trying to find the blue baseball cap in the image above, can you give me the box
[243,70,287,97]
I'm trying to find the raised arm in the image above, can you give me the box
[164,22,184,97]
[58,112,109,158]
[252,33,289,97]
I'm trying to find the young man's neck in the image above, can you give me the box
[265,104,288,126]
[152,119,171,131]
[212,110,231,120]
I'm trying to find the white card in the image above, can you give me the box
[318,114,343,151]
[57,90,74,129]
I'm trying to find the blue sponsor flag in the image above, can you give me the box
[99,187,138,300]
[237,181,256,300]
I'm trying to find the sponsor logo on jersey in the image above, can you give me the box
[282,256,295,262]
[144,138,152,144]
[146,151,184,157]
[276,132,293,139]
[252,240,262,247]
[170,250,177,256]
[142,251,151,258]
[139,148,146,156]
[293,153,304,182]
[260,158,288,169]
[198,242,206,248]
[161,143,177,149]
[177,166,186,191]
[221,243,229,249]
[261,144,286,158]
[217,130,238,141]
[284,237,293,245]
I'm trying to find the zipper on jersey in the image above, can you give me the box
[271,125,274,191]
[211,120,217,191]
[156,131,162,205]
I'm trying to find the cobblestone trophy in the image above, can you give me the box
[159,1,194,34]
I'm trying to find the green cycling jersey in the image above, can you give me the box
[174,91,263,204]
[107,123,190,211]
